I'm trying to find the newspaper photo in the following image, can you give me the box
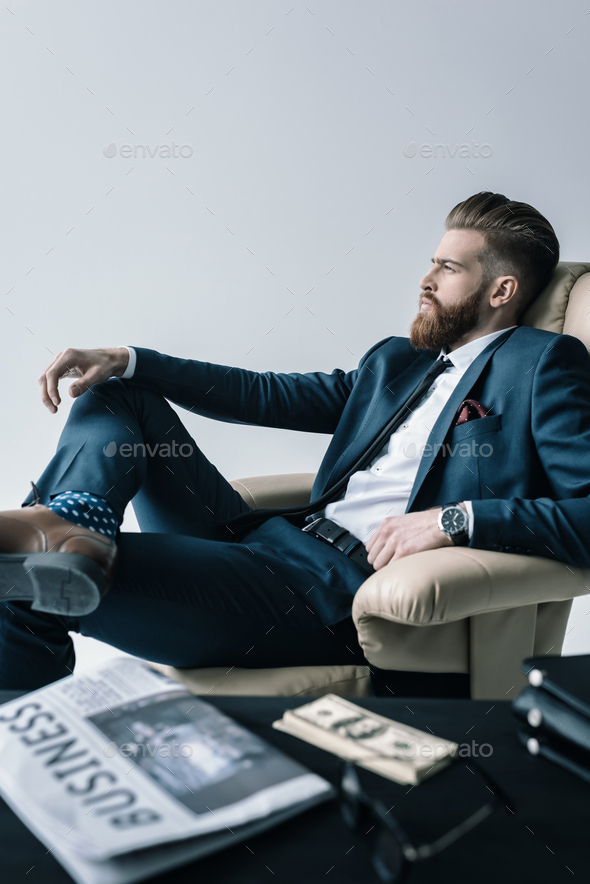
[0,658,334,884]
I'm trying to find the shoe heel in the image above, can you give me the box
[0,554,30,603]
[23,552,108,617]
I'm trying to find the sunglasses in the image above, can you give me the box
[339,755,515,883]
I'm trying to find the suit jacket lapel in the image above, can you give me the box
[318,350,438,496]
[405,327,517,512]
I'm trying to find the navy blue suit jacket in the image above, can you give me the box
[130,326,590,571]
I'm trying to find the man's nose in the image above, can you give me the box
[418,269,435,292]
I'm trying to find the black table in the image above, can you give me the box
[0,692,587,883]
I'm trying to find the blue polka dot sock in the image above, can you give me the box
[46,491,119,539]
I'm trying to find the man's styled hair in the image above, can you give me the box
[445,191,560,316]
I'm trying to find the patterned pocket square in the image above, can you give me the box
[454,398,489,427]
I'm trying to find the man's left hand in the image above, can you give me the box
[365,507,457,570]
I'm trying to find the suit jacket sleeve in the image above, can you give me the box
[125,338,391,435]
[470,333,590,567]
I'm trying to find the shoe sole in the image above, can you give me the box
[0,552,107,616]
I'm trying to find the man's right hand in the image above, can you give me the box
[38,347,130,414]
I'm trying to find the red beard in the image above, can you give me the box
[409,282,487,351]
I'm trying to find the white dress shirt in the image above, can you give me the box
[119,346,136,379]
[120,328,517,543]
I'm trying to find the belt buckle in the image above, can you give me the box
[302,518,323,534]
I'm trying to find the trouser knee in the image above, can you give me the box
[67,377,157,426]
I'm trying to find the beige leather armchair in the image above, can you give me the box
[151,262,590,701]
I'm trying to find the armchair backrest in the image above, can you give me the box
[520,262,590,349]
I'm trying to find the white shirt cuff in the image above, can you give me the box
[463,500,474,539]
[118,346,137,379]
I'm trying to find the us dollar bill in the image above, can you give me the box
[273,694,458,785]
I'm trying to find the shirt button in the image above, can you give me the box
[403,424,408,429]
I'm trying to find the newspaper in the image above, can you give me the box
[273,694,458,785]
[0,658,334,884]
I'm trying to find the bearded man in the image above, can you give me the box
[2,191,586,698]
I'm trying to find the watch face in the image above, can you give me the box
[441,506,468,535]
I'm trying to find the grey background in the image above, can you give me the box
[1,0,589,667]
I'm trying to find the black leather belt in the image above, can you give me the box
[302,517,375,577]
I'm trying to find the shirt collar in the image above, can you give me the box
[440,325,517,373]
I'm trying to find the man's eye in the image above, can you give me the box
[444,265,455,271]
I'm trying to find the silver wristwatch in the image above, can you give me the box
[438,502,470,546]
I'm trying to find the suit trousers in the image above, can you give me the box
[0,378,471,698]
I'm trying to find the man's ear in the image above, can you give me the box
[489,275,519,309]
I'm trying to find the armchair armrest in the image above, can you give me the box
[353,546,590,629]
[352,547,590,683]
[229,473,316,510]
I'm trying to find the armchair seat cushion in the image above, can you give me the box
[148,663,373,698]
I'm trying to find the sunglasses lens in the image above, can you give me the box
[371,826,405,883]
[340,793,359,829]
[340,764,363,829]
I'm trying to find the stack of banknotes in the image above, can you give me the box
[273,694,458,785]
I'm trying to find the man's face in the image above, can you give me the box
[410,228,491,351]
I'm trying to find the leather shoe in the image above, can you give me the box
[0,504,118,616]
